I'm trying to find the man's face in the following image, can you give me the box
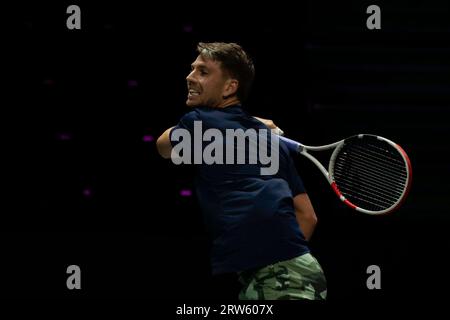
[186,55,229,108]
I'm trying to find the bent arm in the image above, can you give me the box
[293,193,318,241]
[156,126,175,159]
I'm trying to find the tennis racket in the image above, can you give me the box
[279,134,412,215]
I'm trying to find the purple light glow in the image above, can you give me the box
[83,188,92,197]
[43,79,55,86]
[180,189,192,197]
[183,24,193,33]
[128,80,138,87]
[57,133,72,141]
[142,135,154,142]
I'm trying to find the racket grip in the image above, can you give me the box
[279,136,302,153]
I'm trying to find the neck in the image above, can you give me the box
[217,97,240,108]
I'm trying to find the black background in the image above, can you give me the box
[4,0,450,306]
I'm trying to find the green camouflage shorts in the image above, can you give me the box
[237,253,327,300]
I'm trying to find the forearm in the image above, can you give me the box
[293,193,318,241]
[253,116,284,135]
[156,126,175,159]
[253,116,276,129]
[295,212,317,241]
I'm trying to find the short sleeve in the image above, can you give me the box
[286,156,306,196]
[169,111,199,147]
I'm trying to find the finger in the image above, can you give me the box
[272,127,285,136]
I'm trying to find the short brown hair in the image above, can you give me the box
[197,42,255,102]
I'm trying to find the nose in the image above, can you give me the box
[186,70,195,83]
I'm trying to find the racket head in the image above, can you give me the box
[328,134,412,215]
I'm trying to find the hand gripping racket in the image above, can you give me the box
[279,134,412,215]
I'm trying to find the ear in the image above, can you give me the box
[223,79,239,98]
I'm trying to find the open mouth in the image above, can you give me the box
[188,89,201,97]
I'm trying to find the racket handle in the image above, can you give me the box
[279,136,302,153]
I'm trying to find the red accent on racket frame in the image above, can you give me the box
[330,181,342,197]
[331,182,357,210]
[343,199,357,210]
[391,143,413,211]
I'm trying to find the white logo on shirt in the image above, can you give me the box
[170,121,280,175]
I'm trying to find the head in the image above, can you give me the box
[186,42,255,108]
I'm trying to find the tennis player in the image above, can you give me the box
[156,42,327,300]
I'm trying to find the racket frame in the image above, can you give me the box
[280,134,412,215]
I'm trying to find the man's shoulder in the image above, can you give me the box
[180,107,233,128]
[176,109,202,127]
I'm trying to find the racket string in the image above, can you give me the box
[347,145,407,174]
[341,146,407,176]
[334,173,400,206]
[333,169,403,200]
[341,191,390,211]
[332,137,409,211]
[352,143,406,169]
[337,143,407,180]
[335,177,399,206]
[335,154,406,187]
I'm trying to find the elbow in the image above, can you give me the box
[310,213,318,227]
[156,137,163,156]
[309,208,318,225]
[298,209,318,226]
[156,136,171,159]
[156,127,175,159]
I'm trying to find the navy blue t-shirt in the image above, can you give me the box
[170,104,309,274]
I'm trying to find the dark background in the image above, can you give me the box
[4,0,450,304]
